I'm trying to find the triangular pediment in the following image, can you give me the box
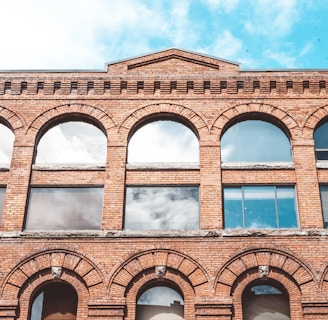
[106,48,240,75]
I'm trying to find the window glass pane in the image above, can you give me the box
[125,186,199,230]
[128,120,199,163]
[320,186,328,228]
[0,188,5,220]
[223,186,297,229]
[25,187,103,230]
[137,286,184,320]
[244,186,276,228]
[221,120,292,163]
[0,124,14,165]
[35,121,107,164]
[314,122,328,160]
[277,188,298,228]
[223,188,243,228]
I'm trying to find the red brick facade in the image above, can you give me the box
[0,48,328,319]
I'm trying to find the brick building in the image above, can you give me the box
[0,48,328,319]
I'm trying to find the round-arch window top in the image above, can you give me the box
[221,120,292,163]
[35,121,107,164]
[128,120,199,163]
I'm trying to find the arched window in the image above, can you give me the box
[314,122,328,161]
[221,120,292,163]
[137,285,184,320]
[35,121,107,164]
[242,282,290,320]
[29,282,77,320]
[127,120,199,163]
[0,123,14,166]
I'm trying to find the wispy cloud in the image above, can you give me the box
[202,0,239,12]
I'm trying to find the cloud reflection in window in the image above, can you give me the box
[25,187,103,230]
[128,120,199,163]
[221,120,292,163]
[125,186,199,230]
[0,188,5,221]
[0,124,14,165]
[35,121,107,164]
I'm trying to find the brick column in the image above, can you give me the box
[0,300,18,320]
[302,302,328,320]
[1,142,34,231]
[199,140,222,229]
[293,141,323,228]
[102,144,126,230]
[88,302,125,320]
[195,303,233,320]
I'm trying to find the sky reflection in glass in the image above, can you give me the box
[320,186,328,228]
[35,121,107,164]
[0,124,14,164]
[0,188,5,223]
[221,120,292,163]
[138,287,184,306]
[125,186,199,230]
[25,187,103,230]
[128,120,199,163]
[224,186,297,229]
[314,122,328,160]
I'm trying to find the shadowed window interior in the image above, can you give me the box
[242,283,290,320]
[0,188,5,220]
[30,282,77,320]
[221,120,292,163]
[124,186,199,230]
[314,122,328,161]
[25,187,103,230]
[0,123,14,166]
[319,185,328,228]
[224,186,298,228]
[137,286,184,320]
[35,121,107,164]
[127,120,199,163]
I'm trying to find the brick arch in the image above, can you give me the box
[118,103,208,141]
[302,104,328,139]
[318,264,328,294]
[1,248,106,301]
[0,105,24,130]
[26,103,116,136]
[211,103,300,140]
[108,249,210,299]
[215,247,317,297]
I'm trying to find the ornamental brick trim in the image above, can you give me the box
[303,104,328,135]
[0,105,24,130]
[215,248,316,296]
[108,249,210,299]
[1,249,105,300]
[26,103,116,135]
[211,103,299,139]
[118,103,208,140]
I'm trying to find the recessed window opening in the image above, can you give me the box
[21,81,27,92]
[128,120,199,163]
[137,285,184,320]
[87,81,94,92]
[37,82,44,92]
[170,81,177,90]
[220,81,227,89]
[286,81,293,89]
[314,122,328,161]
[270,81,277,90]
[25,187,104,230]
[125,186,199,230]
[242,282,290,320]
[319,80,326,89]
[203,81,210,90]
[187,81,194,90]
[154,81,160,90]
[253,80,260,90]
[237,81,244,90]
[4,82,11,93]
[303,80,309,89]
[0,123,14,166]
[30,282,77,320]
[223,186,298,229]
[137,81,144,90]
[120,81,127,90]
[221,120,292,163]
[104,81,111,90]
[70,82,78,91]
[35,121,107,164]
[54,82,61,91]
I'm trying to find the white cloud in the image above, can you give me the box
[202,0,239,12]
[244,0,299,38]
[264,49,297,68]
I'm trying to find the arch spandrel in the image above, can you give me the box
[1,249,106,301]
[303,104,328,139]
[0,105,24,131]
[118,103,208,142]
[211,103,300,140]
[108,249,210,299]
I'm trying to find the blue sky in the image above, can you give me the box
[0,0,327,70]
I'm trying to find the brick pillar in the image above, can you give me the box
[0,300,18,320]
[195,303,233,320]
[302,302,328,319]
[88,303,125,320]
[293,141,323,228]
[102,144,126,230]
[199,141,222,229]
[1,142,34,231]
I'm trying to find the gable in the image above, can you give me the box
[106,48,240,75]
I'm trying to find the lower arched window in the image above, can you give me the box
[242,281,290,320]
[29,282,77,320]
[137,284,184,320]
